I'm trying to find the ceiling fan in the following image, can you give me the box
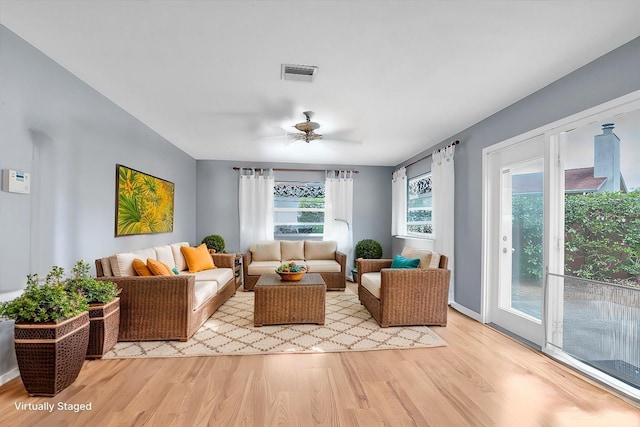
[290,111,323,143]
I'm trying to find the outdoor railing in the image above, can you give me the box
[546,273,640,389]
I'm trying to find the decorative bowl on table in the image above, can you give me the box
[276,262,306,281]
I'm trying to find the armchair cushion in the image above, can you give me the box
[361,272,381,298]
[401,247,440,269]
[391,255,420,269]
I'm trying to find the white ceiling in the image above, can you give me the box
[2,1,640,166]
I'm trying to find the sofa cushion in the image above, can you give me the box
[133,259,153,276]
[147,259,172,276]
[154,245,176,269]
[361,272,381,299]
[305,260,341,273]
[170,242,189,271]
[193,280,218,310]
[281,240,305,261]
[247,261,281,276]
[100,257,113,277]
[133,248,156,262]
[181,244,216,273]
[304,240,337,260]
[250,241,281,261]
[401,247,441,269]
[110,252,141,277]
[193,267,234,285]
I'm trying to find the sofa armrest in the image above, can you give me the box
[97,275,195,341]
[212,253,235,269]
[357,258,393,285]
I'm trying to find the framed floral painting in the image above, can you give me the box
[115,164,174,236]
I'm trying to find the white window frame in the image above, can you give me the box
[273,181,325,239]
[406,172,434,238]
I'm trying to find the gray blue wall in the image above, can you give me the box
[196,160,393,256]
[398,35,640,314]
[0,25,197,381]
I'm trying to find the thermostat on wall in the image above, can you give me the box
[2,169,31,194]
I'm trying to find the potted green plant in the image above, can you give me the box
[0,266,89,396]
[66,261,121,359]
[353,239,383,278]
[202,234,226,254]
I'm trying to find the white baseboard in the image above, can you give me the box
[450,302,483,322]
[0,368,19,387]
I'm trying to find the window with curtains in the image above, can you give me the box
[273,181,325,239]
[407,173,433,236]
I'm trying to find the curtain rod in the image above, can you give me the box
[400,140,459,170]
[233,167,359,174]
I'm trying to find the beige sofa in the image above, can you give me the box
[95,242,237,341]
[242,240,346,291]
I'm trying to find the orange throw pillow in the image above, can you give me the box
[133,258,153,276]
[180,244,216,273]
[147,258,172,276]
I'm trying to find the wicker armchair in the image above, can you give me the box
[357,254,450,327]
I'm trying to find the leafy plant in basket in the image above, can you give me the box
[202,234,226,253]
[355,239,383,260]
[0,266,90,396]
[65,260,121,359]
[353,239,383,276]
[66,260,120,304]
[0,266,88,323]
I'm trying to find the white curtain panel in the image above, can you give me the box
[391,167,407,236]
[324,171,354,278]
[239,169,274,251]
[432,145,455,302]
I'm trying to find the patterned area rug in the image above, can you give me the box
[103,289,446,359]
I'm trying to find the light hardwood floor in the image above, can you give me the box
[1,285,639,426]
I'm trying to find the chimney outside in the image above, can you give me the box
[593,123,621,192]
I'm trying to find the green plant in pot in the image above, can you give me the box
[0,266,90,396]
[66,260,121,359]
[353,239,383,278]
[202,234,226,253]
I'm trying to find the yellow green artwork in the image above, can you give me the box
[116,165,174,236]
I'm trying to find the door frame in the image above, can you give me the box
[481,89,640,327]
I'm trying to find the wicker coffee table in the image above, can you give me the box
[254,273,326,326]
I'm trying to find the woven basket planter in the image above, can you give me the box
[86,297,120,359]
[13,312,89,397]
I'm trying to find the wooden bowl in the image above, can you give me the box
[276,269,306,281]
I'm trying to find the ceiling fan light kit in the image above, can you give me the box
[292,111,323,143]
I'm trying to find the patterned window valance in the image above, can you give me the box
[274,183,325,198]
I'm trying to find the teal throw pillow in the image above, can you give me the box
[390,254,420,269]
[172,267,180,275]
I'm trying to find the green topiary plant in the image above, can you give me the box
[66,260,120,304]
[202,234,226,253]
[0,266,89,323]
[355,239,383,260]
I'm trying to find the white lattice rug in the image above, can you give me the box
[103,289,446,359]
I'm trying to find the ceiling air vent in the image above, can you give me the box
[281,64,318,82]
